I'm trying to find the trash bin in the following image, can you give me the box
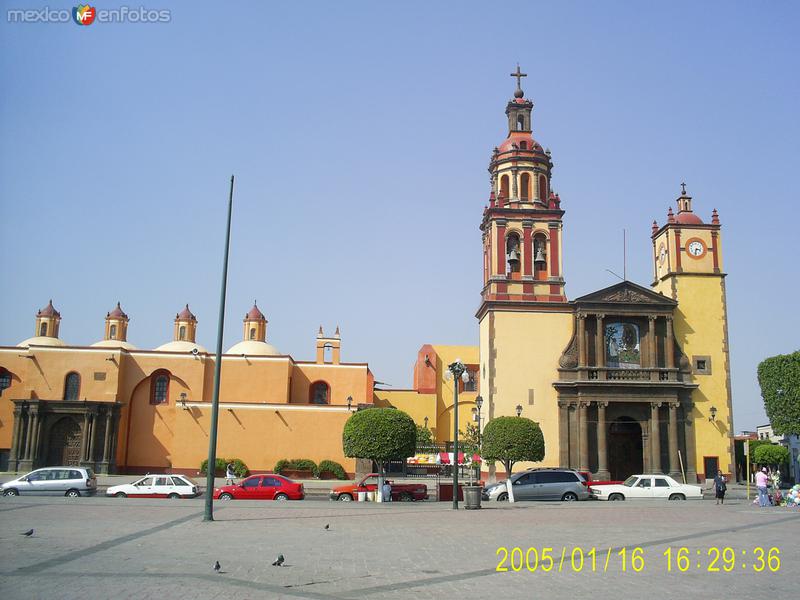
[357,491,367,502]
[464,485,482,510]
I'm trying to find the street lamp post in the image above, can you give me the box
[516,404,523,417]
[445,359,469,509]
[473,395,483,482]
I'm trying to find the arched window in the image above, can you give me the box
[249,327,256,340]
[534,233,548,279]
[499,174,510,199]
[309,381,329,404]
[517,114,525,131]
[109,324,117,339]
[150,370,170,405]
[520,173,530,200]
[179,326,186,341]
[506,233,521,274]
[539,174,548,202]
[39,322,47,336]
[64,372,80,401]
[0,368,11,397]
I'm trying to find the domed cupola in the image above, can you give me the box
[18,300,67,347]
[91,302,137,350]
[489,65,554,207]
[673,183,704,225]
[225,302,280,356]
[155,304,207,353]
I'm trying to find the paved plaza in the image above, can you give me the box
[0,496,797,599]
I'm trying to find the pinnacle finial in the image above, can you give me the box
[510,64,527,98]
[680,182,687,195]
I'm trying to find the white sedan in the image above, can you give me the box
[106,474,200,499]
[592,474,702,501]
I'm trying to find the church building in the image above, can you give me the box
[0,69,734,483]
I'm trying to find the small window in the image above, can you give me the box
[637,478,652,488]
[0,369,11,396]
[654,478,670,488]
[109,324,117,339]
[517,114,525,131]
[519,141,528,150]
[242,477,260,489]
[179,326,186,341]
[310,381,329,404]
[64,372,80,401]
[500,174,510,198]
[150,371,170,405]
[39,322,47,336]
[520,173,530,200]
[262,477,281,487]
[249,327,256,340]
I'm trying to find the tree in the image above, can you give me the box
[757,351,800,435]
[458,422,481,457]
[481,416,545,476]
[753,444,790,468]
[343,407,417,466]
[415,424,433,448]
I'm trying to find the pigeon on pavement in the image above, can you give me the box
[324,524,330,530]
[213,561,221,573]
[272,554,285,567]
[21,529,34,537]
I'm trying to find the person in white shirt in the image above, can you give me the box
[382,481,392,502]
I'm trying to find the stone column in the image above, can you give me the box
[9,405,24,465]
[522,221,533,277]
[650,402,662,473]
[595,314,605,368]
[30,412,41,467]
[511,168,518,199]
[577,314,587,368]
[558,401,570,469]
[81,412,91,462]
[578,402,589,472]
[596,402,610,479]
[683,402,698,483]
[668,403,681,478]
[648,316,657,368]
[665,316,675,369]
[87,413,96,463]
[102,410,113,465]
[23,410,34,460]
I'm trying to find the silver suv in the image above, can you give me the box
[483,468,589,502]
[1,467,97,497]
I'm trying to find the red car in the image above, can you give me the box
[213,474,304,501]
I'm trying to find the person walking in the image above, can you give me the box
[713,470,727,505]
[755,467,769,507]
[225,462,236,486]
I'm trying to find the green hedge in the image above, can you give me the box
[317,460,347,480]
[274,458,318,476]
[200,457,248,477]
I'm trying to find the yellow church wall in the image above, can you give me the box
[374,390,437,432]
[481,310,573,469]
[170,405,356,475]
[290,363,371,406]
[0,349,33,449]
[432,345,479,443]
[656,275,734,475]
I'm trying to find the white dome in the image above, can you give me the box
[226,340,281,356]
[18,336,67,348]
[91,339,138,350]
[155,340,208,354]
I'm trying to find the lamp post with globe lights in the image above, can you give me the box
[445,358,470,509]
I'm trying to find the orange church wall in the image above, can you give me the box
[290,363,371,406]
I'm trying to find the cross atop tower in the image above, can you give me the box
[680,182,687,195]
[510,64,527,97]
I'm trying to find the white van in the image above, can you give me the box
[1,467,97,497]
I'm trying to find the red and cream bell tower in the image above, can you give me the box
[479,65,566,308]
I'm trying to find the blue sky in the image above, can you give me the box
[1,1,798,430]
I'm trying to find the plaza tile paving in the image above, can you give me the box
[0,496,797,599]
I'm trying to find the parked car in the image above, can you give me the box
[592,474,702,501]
[483,468,590,502]
[213,474,304,501]
[1,467,97,497]
[329,474,429,502]
[107,474,200,499]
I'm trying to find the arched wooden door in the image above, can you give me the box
[46,417,82,466]
[608,417,643,481]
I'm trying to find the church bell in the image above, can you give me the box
[507,249,520,265]
[534,247,546,265]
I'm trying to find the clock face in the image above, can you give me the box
[686,239,706,258]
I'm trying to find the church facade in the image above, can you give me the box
[0,71,734,482]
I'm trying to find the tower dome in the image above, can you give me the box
[18,300,66,347]
[226,302,280,355]
[155,304,207,353]
[92,302,137,350]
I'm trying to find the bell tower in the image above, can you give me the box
[477,69,574,472]
[479,65,567,307]
[651,185,734,478]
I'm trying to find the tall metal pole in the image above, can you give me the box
[203,175,235,522]
[452,377,459,510]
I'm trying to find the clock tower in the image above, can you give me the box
[651,185,734,478]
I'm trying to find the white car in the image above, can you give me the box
[106,474,200,499]
[592,474,702,501]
